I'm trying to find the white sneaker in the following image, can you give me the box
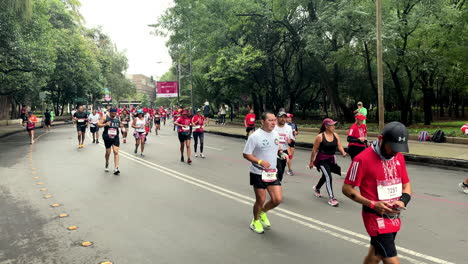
[459,182,468,194]
[105,164,109,172]
[195,153,198,158]
[200,153,206,158]
[328,198,339,207]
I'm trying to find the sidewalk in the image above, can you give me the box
[204,124,468,169]
[0,121,69,138]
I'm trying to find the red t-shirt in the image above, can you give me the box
[191,115,205,132]
[161,111,167,117]
[345,147,410,236]
[348,123,367,147]
[245,114,256,126]
[173,110,181,118]
[176,116,191,133]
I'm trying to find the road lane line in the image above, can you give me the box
[118,150,453,264]
[204,146,223,151]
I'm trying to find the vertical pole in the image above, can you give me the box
[376,0,385,132]
[189,27,194,114]
[177,62,181,106]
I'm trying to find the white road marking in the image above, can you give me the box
[117,150,453,264]
[204,146,223,151]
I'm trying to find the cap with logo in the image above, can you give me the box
[277,111,287,117]
[381,121,409,153]
[355,114,366,120]
[322,118,337,126]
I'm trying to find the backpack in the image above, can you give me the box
[418,131,430,142]
[431,130,446,143]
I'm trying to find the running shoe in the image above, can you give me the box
[200,153,206,158]
[105,164,109,172]
[259,212,271,228]
[313,186,322,198]
[459,182,468,194]
[250,219,264,234]
[78,145,81,148]
[113,168,120,175]
[134,147,138,154]
[286,170,294,176]
[187,159,192,165]
[328,198,339,207]
[140,153,145,157]
[194,153,198,158]
[180,156,185,162]
[96,140,99,144]
[92,139,95,143]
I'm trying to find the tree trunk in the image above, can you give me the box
[363,41,378,100]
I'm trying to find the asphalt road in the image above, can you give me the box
[0,124,467,264]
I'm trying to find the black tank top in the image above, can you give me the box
[319,132,338,155]
[103,116,120,137]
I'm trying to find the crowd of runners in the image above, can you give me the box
[19,102,468,264]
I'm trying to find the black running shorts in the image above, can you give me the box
[371,232,398,258]
[250,173,281,189]
[178,132,191,142]
[77,125,87,133]
[246,126,255,133]
[103,136,120,149]
[90,126,99,133]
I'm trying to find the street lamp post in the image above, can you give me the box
[376,0,385,132]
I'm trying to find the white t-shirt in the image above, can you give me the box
[88,113,100,124]
[274,125,295,151]
[243,129,280,175]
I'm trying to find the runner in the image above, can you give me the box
[160,108,167,126]
[459,177,468,194]
[120,109,131,143]
[274,111,294,182]
[192,109,206,158]
[25,111,37,144]
[286,113,298,176]
[203,100,211,126]
[98,108,122,174]
[354,101,368,124]
[244,108,256,140]
[20,104,27,121]
[73,105,88,148]
[43,109,52,131]
[174,110,193,164]
[132,109,147,156]
[243,111,283,234]
[308,118,347,207]
[342,121,412,264]
[347,114,368,160]
[88,109,101,144]
[173,106,182,131]
[154,110,161,135]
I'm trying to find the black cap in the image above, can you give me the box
[381,122,409,153]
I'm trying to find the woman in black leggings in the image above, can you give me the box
[308,118,347,207]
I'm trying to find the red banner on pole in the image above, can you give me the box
[157,82,178,98]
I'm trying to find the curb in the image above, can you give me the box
[206,130,468,171]
[0,122,71,139]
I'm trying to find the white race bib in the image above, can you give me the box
[182,126,190,131]
[77,119,85,123]
[108,128,117,136]
[279,135,287,144]
[261,169,278,182]
[377,179,402,200]
[193,125,201,129]
[250,118,255,122]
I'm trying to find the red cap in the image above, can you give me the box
[182,110,189,115]
[355,114,367,120]
[143,108,148,113]
[286,113,294,118]
[323,118,337,126]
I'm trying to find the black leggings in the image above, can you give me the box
[276,150,288,182]
[316,160,341,199]
[348,145,366,160]
[193,131,204,153]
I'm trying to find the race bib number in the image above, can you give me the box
[108,128,117,136]
[122,121,128,125]
[77,119,85,123]
[193,125,201,129]
[261,169,278,182]
[377,179,402,200]
[279,135,287,144]
[182,126,190,131]
[250,118,255,122]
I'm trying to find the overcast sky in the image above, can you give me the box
[79,0,173,78]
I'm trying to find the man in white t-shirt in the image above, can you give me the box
[274,111,295,182]
[88,109,101,144]
[243,111,283,234]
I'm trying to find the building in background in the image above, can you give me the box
[126,74,156,102]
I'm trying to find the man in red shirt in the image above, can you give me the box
[342,122,412,264]
[174,110,193,164]
[191,109,206,158]
[160,108,167,126]
[244,108,256,140]
[347,114,368,160]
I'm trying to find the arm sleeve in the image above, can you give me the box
[347,136,361,143]
[344,159,364,187]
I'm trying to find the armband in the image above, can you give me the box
[399,193,411,206]
[257,160,263,165]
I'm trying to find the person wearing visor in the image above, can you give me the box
[191,109,206,158]
[98,108,122,174]
[174,110,193,164]
[309,118,347,207]
[342,122,412,264]
[132,109,147,156]
[347,114,368,160]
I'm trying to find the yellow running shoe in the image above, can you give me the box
[259,212,271,228]
[250,219,264,234]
